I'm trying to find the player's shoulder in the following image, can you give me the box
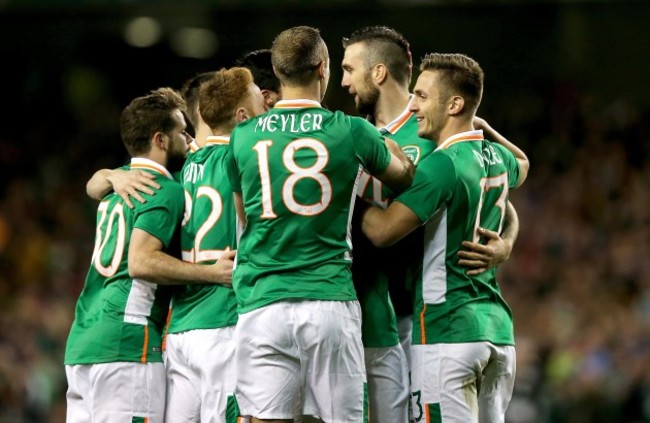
[486,140,515,160]
[419,148,456,174]
[345,114,383,137]
[154,174,184,198]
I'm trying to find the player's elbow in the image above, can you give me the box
[128,253,151,279]
[86,181,104,201]
[128,262,146,279]
[365,228,397,248]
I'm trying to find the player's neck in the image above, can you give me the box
[142,148,168,169]
[281,84,323,103]
[195,124,214,148]
[206,120,236,140]
[373,86,411,128]
[438,119,475,145]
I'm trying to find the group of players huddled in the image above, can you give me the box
[64,25,529,423]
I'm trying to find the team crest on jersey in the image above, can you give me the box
[402,145,421,164]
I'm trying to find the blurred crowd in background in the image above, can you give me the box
[1,2,649,422]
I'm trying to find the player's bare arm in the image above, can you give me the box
[458,201,520,275]
[128,228,235,286]
[361,201,421,248]
[374,137,415,194]
[86,168,161,208]
[473,117,530,186]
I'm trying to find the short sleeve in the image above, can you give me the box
[394,152,456,223]
[134,181,184,249]
[350,117,391,176]
[492,143,521,189]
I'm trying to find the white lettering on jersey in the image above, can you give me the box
[183,162,205,184]
[472,145,503,168]
[255,113,323,133]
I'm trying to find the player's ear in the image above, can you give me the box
[317,60,328,79]
[154,132,167,150]
[235,106,249,122]
[373,63,388,85]
[261,90,276,108]
[448,95,465,116]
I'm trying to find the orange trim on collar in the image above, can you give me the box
[385,111,413,134]
[131,163,166,175]
[273,99,322,109]
[437,134,484,150]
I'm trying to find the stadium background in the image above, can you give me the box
[1,0,649,422]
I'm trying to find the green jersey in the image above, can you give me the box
[395,130,521,346]
[228,99,392,314]
[383,111,437,320]
[354,105,435,347]
[65,159,183,365]
[167,136,238,334]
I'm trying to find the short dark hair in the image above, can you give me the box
[180,71,216,131]
[271,26,327,85]
[342,26,412,86]
[420,53,484,114]
[236,49,280,93]
[120,87,186,157]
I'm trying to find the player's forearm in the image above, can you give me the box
[129,251,228,285]
[86,169,115,200]
[377,140,415,195]
[500,201,520,258]
[361,206,398,248]
[474,118,529,186]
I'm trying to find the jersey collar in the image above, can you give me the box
[205,135,230,146]
[273,99,322,109]
[379,94,414,135]
[188,140,200,153]
[436,130,484,151]
[130,158,174,180]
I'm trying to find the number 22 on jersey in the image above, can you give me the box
[182,186,230,263]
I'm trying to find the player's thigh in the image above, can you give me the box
[477,344,516,423]
[188,327,237,423]
[298,300,367,423]
[397,315,414,371]
[90,361,166,423]
[165,332,201,422]
[235,303,301,419]
[365,345,410,423]
[411,343,492,423]
[65,365,92,423]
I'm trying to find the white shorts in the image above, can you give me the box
[234,300,367,422]
[65,361,165,423]
[365,345,410,423]
[397,315,413,373]
[410,342,516,423]
[164,326,239,423]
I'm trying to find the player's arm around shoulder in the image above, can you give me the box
[474,117,529,187]
[361,200,421,248]
[86,167,160,208]
[363,151,455,247]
